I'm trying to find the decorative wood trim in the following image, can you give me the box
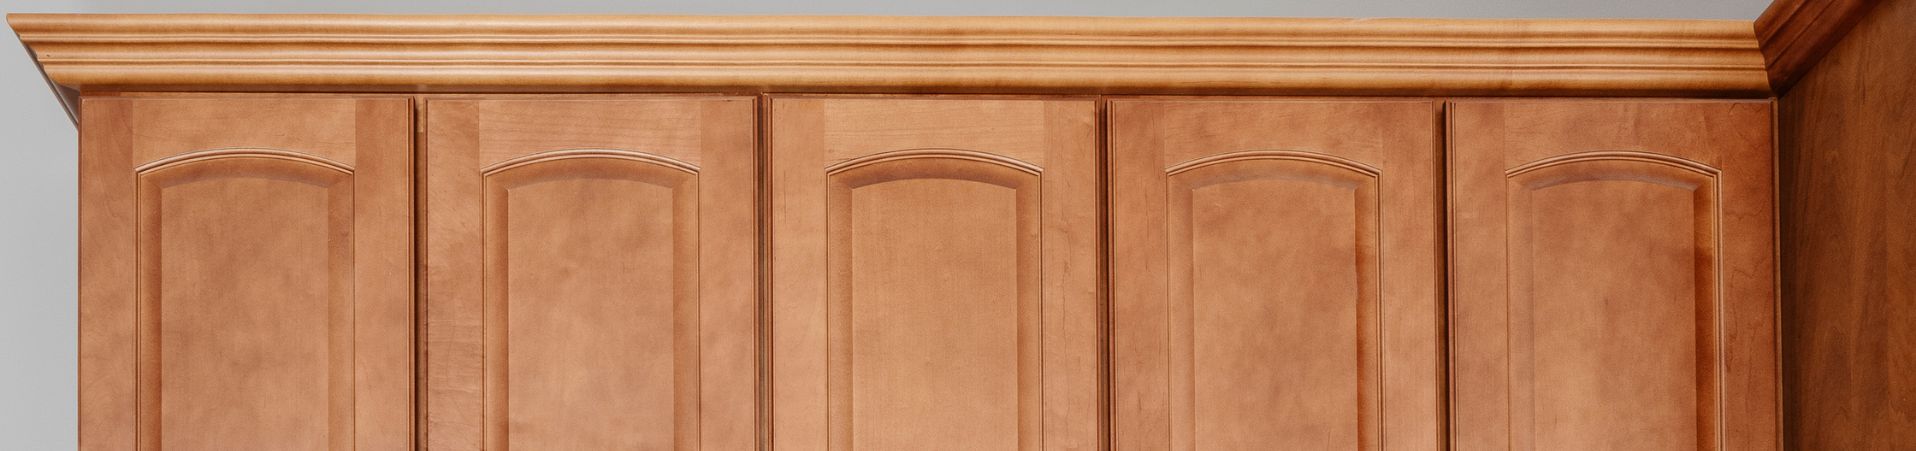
[11,14,1770,116]
[1754,0,1882,93]
[1504,150,1720,178]
[480,148,700,176]
[825,148,1043,176]
[1164,149,1380,177]
[134,147,355,174]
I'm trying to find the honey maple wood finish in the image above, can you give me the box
[1108,99,1444,451]
[1754,0,1884,92]
[1449,100,1777,451]
[1777,0,1916,447]
[16,12,1812,451]
[79,96,414,450]
[769,97,1100,451]
[421,97,758,450]
[7,14,1775,117]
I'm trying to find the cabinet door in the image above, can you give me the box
[422,98,757,450]
[769,97,1099,451]
[1449,100,1777,451]
[78,96,413,451]
[1109,99,1444,451]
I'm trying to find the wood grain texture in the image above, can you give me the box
[9,13,1770,114]
[1777,0,1916,448]
[421,97,757,450]
[1754,0,1883,93]
[1108,99,1443,451]
[78,95,413,451]
[769,96,1098,451]
[1448,100,1776,451]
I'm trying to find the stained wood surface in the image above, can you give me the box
[421,97,757,450]
[1777,0,1916,447]
[1448,100,1776,451]
[78,96,413,450]
[1108,99,1444,451]
[1754,0,1883,92]
[768,96,1099,451]
[8,14,1772,120]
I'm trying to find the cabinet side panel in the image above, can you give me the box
[1778,0,1916,447]
[79,98,137,451]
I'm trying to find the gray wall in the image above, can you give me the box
[0,0,1770,448]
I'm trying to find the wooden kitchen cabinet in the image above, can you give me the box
[420,97,758,450]
[1448,100,1778,451]
[77,96,414,450]
[768,97,1101,451]
[1108,99,1445,451]
[17,14,1819,451]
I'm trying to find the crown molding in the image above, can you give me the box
[1755,0,1881,93]
[10,14,1772,115]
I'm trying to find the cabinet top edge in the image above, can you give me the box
[12,13,1774,122]
[8,13,1762,34]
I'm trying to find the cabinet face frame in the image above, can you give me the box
[1446,99,1778,451]
[418,96,759,450]
[77,95,415,451]
[766,95,1101,451]
[1107,98,1446,451]
[66,92,1787,451]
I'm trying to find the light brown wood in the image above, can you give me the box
[1754,0,1882,93]
[9,14,1771,117]
[78,95,413,450]
[1448,100,1777,451]
[421,97,757,450]
[768,96,1098,451]
[1108,99,1444,451]
[1777,0,1916,447]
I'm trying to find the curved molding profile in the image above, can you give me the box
[826,148,1042,176]
[10,14,1771,115]
[1166,150,1380,177]
[135,148,353,174]
[1505,150,1720,178]
[1755,0,1882,93]
[482,148,699,176]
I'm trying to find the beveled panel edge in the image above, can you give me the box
[1165,149,1380,177]
[825,148,1042,177]
[10,14,1772,120]
[134,147,355,174]
[1504,150,1720,178]
[481,148,701,176]
[1754,0,1882,93]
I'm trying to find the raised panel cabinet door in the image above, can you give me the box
[1449,100,1777,451]
[422,97,757,451]
[1108,99,1444,451]
[78,96,413,451]
[769,97,1099,451]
